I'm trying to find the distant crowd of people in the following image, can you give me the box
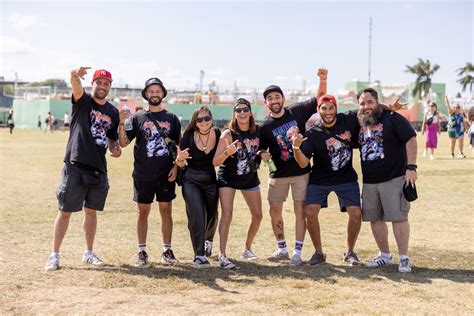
[43,66,471,275]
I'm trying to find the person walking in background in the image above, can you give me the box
[7,109,14,134]
[44,66,121,271]
[445,97,468,158]
[213,98,263,269]
[44,112,52,133]
[258,68,327,266]
[175,106,220,267]
[118,77,181,267]
[64,112,71,131]
[38,115,42,130]
[421,102,441,160]
[357,88,417,273]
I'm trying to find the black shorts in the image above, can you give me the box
[133,178,176,203]
[56,163,110,212]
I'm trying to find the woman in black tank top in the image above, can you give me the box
[175,106,220,267]
[212,98,263,269]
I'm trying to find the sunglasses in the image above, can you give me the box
[196,115,212,123]
[234,107,250,113]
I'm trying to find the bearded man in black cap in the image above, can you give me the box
[258,68,327,266]
[118,77,181,267]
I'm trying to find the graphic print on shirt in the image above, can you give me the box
[359,124,384,161]
[143,121,171,158]
[326,131,352,171]
[90,109,112,147]
[236,137,260,176]
[272,120,297,161]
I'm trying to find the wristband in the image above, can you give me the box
[292,146,300,151]
[406,164,417,171]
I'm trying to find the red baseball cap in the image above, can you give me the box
[318,94,337,107]
[92,69,113,82]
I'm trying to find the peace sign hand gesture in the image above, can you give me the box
[71,66,91,80]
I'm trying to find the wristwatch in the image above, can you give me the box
[406,164,417,171]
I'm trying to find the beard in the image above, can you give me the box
[93,89,108,100]
[357,105,382,127]
[268,103,283,115]
[148,96,162,106]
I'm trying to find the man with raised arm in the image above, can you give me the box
[258,68,327,266]
[45,67,121,271]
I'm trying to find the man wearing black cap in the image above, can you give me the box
[118,77,181,267]
[259,68,327,266]
[45,66,121,271]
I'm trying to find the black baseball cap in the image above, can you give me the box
[141,77,167,100]
[263,85,284,99]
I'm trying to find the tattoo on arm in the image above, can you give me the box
[118,127,130,146]
[108,139,120,152]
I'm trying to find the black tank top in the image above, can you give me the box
[217,129,260,190]
[180,128,221,171]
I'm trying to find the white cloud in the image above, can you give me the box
[0,36,33,54]
[7,14,39,30]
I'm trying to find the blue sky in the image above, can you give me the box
[1,0,473,97]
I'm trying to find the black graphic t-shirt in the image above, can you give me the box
[180,127,221,171]
[259,97,317,178]
[126,109,181,181]
[301,113,359,185]
[217,129,261,190]
[64,93,119,174]
[358,110,416,184]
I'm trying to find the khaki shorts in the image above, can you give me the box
[362,176,410,222]
[267,173,309,202]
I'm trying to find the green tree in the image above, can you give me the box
[456,62,474,93]
[29,79,67,87]
[405,58,440,98]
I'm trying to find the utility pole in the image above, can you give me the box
[368,17,372,83]
[199,70,205,93]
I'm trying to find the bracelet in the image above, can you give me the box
[176,158,184,163]
[292,146,300,151]
[119,123,125,126]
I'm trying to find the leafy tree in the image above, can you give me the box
[456,62,474,93]
[405,58,440,98]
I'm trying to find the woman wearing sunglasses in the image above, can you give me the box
[175,106,221,267]
[213,98,263,269]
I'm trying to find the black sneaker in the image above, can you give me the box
[193,257,211,268]
[308,251,326,266]
[161,248,179,265]
[343,250,361,266]
[135,250,149,268]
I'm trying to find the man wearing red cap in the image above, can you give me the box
[292,95,363,266]
[118,77,181,267]
[258,68,327,266]
[45,67,121,271]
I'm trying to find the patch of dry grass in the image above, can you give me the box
[1,129,473,314]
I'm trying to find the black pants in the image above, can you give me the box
[182,168,218,257]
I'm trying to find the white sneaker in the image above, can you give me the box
[398,257,413,273]
[289,254,302,267]
[423,149,427,157]
[267,251,289,261]
[45,253,60,271]
[457,153,466,158]
[365,253,392,268]
[82,252,104,266]
[430,154,435,160]
[242,249,258,260]
[219,256,236,269]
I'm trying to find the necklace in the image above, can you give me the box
[198,129,211,135]
[197,131,210,150]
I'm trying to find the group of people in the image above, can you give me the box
[421,97,472,159]
[45,66,418,274]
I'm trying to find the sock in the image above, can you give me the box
[138,243,147,252]
[51,251,59,257]
[196,255,206,261]
[294,240,304,256]
[399,255,409,260]
[380,251,391,259]
[277,240,288,254]
[163,244,171,252]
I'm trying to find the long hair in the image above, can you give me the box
[184,106,213,134]
[228,99,256,134]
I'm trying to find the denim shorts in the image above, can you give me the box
[305,181,361,212]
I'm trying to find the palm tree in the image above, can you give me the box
[405,58,440,98]
[456,62,474,93]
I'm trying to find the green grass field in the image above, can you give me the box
[1,128,473,314]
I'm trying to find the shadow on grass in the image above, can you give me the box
[86,255,473,292]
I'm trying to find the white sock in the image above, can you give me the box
[380,251,391,259]
[294,240,304,256]
[163,244,171,252]
[399,255,409,260]
[138,243,147,252]
[277,240,288,254]
[51,251,59,257]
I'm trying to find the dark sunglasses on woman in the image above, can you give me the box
[196,115,212,123]
[234,107,250,113]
